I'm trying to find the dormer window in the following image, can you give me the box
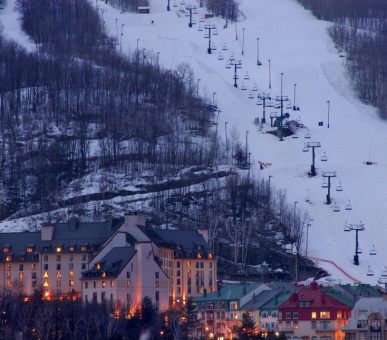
[5,255,12,261]
[69,246,74,251]
[197,253,202,259]
[208,253,213,259]
[26,247,33,253]
[56,246,62,252]
[96,263,101,269]
[81,246,87,252]
[112,262,117,268]
[3,247,10,253]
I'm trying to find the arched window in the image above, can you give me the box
[371,315,381,329]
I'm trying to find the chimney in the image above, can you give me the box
[311,281,318,290]
[243,285,247,295]
[69,217,78,232]
[203,289,207,297]
[252,293,256,303]
[41,223,55,241]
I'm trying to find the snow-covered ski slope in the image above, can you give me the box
[2,0,387,285]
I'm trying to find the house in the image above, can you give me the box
[194,282,272,339]
[81,243,169,313]
[241,283,297,333]
[124,218,217,305]
[342,296,387,340]
[278,281,352,340]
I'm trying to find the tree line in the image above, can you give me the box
[296,0,387,119]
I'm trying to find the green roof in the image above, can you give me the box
[324,288,357,308]
[193,282,263,302]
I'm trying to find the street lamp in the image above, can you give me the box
[327,100,330,128]
[268,59,271,89]
[242,28,245,55]
[137,38,140,53]
[115,19,119,45]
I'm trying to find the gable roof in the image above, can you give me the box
[81,246,136,279]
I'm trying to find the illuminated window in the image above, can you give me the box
[102,281,106,288]
[96,263,101,269]
[19,273,24,280]
[311,312,317,319]
[6,281,11,288]
[155,281,159,288]
[102,272,106,277]
[187,261,191,268]
[127,280,130,287]
[230,301,237,309]
[110,281,114,287]
[26,247,33,253]
[6,264,10,271]
[69,280,74,287]
[81,246,87,252]
[286,322,291,329]
[208,253,213,259]
[57,272,61,279]
[44,272,49,278]
[320,311,330,319]
[69,272,74,279]
[31,263,36,270]
[5,256,12,262]
[293,321,299,329]
[6,273,10,279]
[44,280,49,287]
[56,247,62,252]
[337,311,342,319]
[3,247,9,253]
[188,270,191,277]
[197,253,202,259]
[68,246,74,252]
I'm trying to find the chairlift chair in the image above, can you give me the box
[198,24,203,31]
[222,43,227,51]
[213,29,218,35]
[302,144,309,152]
[344,222,351,232]
[358,247,362,254]
[266,100,274,107]
[185,12,190,16]
[274,103,281,109]
[252,83,258,91]
[248,91,254,99]
[244,72,250,80]
[304,131,311,139]
[218,52,224,60]
[286,102,292,110]
[381,267,387,277]
[229,53,235,61]
[211,42,217,50]
[241,82,247,91]
[257,99,263,106]
[321,152,328,162]
[292,134,299,139]
[322,178,328,188]
[199,15,204,22]
[333,204,340,212]
[225,61,231,69]
[193,8,198,14]
[173,0,178,6]
[369,245,377,256]
[345,200,352,210]
[367,266,374,277]
[336,182,343,191]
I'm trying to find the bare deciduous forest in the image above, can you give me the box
[296,0,387,119]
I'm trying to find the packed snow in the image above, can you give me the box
[1,0,387,285]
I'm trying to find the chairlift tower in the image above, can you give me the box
[275,73,289,141]
[186,4,197,27]
[258,93,271,123]
[344,222,364,265]
[322,171,336,204]
[204,24,216,54]
[303,142,321,176]
[229,59,242,88]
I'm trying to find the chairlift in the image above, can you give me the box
[266,100,274,107]
[336,182,343,192]
[199,15,204,22]
[180,0,185,5]
[244,72,250,80]
[367,266,374,277]
[252,83,258,91]
[248,91,254,99]
[333,204,340,212]
[292,134,299,139]
[358,247,362,254]
[257,99,263,106]
[381,267,387,277]
[211,42,217,50]
[193,8,198,14]
[241,82,247,91]
[302,143,309,152]
[222,43,227,51]
[345,200,352,210]
[173,0,178,6]
[274,103,281,109]
[286,102,292,110]
[304,131,311,139]
[218,52,224,60]
[344,222,351,232]
[229,53,235,61]
[185,11,190,16]
[225,61,231,69]
[213,29,218,35]
[204,34,210,38]
[369,245,377,256]
[321,152,328,162]
[198,24,203,31]
[322,178,328,188]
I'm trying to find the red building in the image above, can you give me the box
[277,282,352,340]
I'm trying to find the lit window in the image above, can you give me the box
[69,280,74,287]
[26,247,33,253]
[69,246,75,252]
[230,301,237,309]
[102,281,106,288]
[69,272,74,279]
[155,281,159,288]
[337,311,342,319]
[56,247,62,252]
[19,273,24,280]
[187,261,191,268]
[208,253,213,259]
[6,264,10,271]
[127,280,130,287]
[6,281,11,288]
[6,273,10,279]
[57,272,61,279]
[197,253,202,259]
[110,281,114,287]
[311,312,317,319]
[44,280,49,287]
[286,322,291,329]
[320,311,330,319]
[102,272,106,277]
[293,321,299,329]
[81,246,87,252]
[96,263,101,269]
[31,264,36,270]
[44,272,49,278]
[3,247,9,253]
[5,256,12,261]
